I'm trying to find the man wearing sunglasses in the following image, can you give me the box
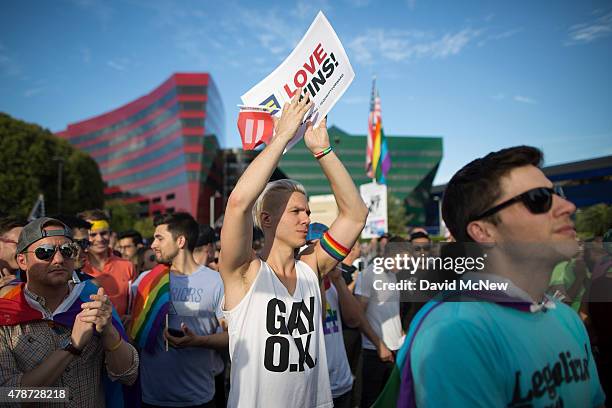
[0,217,139,405]
[389,146,605,408]
[78,210,135,320]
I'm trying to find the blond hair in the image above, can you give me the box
[253,179,307,229]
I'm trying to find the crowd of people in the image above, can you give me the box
[1,91,611,407]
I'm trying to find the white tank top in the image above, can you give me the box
[223,259,333,408]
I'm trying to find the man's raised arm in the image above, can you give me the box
[220,93,313,276]
[304,119,368,276]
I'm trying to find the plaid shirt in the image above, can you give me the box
[0,286,139,407]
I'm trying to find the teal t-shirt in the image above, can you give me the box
[409,299,605,407]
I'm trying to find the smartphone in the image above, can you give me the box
[167,328,185,338]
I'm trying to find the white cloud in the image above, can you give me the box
[69,0,114,27]
[348,27,482,65]
[566,11,612,45]
[80,47,91,63]
[24,87,45,98]
[344,0,371,7]
[0,43,21,77]
[342,96,369,105]
[478,27,523,47]
[107,59,128,71]
[513,95,537,104]
[290,0,331,19]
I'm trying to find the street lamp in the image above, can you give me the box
[433,195,445,237]
[52,156,64,213]
[209,191,221,227]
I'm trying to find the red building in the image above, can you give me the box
[57,73,224,224]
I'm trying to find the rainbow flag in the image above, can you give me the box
[128,263,170,353]
[0,280,140,407]
[366,78,391,184]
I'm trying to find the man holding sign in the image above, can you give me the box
[220,91,368,407]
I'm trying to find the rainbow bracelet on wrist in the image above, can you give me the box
[314,146,333,159]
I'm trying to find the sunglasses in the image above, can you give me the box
[413,244,431,252]
[74,239,90,250]
[25,243,79,261]
[474,186,565,221]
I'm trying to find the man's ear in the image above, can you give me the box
[16,253,27,270]
[176,235,186,250]
[466,220,496,244]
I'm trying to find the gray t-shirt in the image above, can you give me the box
[140,266,224,406]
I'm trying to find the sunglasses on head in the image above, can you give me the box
[26,243,79,261]
[473,186,565,221]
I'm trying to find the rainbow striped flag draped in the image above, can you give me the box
[0,280,140,407]
[128,263,170,353]
[366,78,391,184]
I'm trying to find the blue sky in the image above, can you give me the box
[1,0,611,184]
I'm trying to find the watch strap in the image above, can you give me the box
[61,339,82,356]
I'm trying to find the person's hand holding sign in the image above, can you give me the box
[304,116,330,155]
[273,89,313,144]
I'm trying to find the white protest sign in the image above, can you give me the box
[360,182,388,239]
[241,11,354,152]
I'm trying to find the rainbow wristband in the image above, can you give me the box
[320,231,350,261]
[314,146,333,159]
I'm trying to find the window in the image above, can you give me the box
[166,193,175,200]
[177,86,207,95]
[166,207,175,214]
[181,118,204,128]
[180,101,205,111]
[152,197,162,204]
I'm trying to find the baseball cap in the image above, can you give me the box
[16,217,73,254]
[409,231,430,242]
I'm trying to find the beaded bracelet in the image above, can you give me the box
[314,146,333,159]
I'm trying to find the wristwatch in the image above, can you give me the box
[60,338,82,356]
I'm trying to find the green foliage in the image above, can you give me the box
[576,203,612,238]
[133,217,155,239]
[387,192,408,237]
[105,200,155,238]
[0,113,104,217]
[105,200,140,233]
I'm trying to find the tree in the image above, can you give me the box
[0,113,104,217]
[387,192,408,237]
[576,203,612,238]
[133,217,155,239]
[105,200,140,233]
